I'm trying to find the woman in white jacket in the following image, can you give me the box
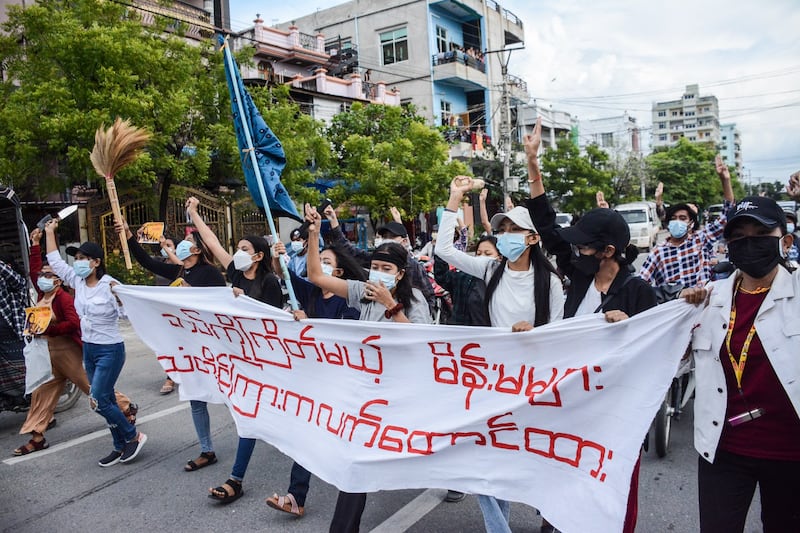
[682,195,799,532]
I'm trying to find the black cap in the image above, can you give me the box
[724,196,787,238]
[557,208,630,252]
[376,221,408,238]
[665,203,699,227]
[66,242,104,260]
[370,242,408,269]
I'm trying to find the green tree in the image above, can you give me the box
[645,138,744,208]
[539,139,613,213]
[0,0,233,218]
[326,102,467,228]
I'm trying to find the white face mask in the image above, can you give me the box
[290,240,305,253]
[321,263,334,276]
[232,249,255,271]
[373,237,384,248]
[369,269,398,290]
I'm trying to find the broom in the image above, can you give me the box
[90,118,151,269]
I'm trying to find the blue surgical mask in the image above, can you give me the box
[160,248,169,258]
[73,259,93,279]
[175,240,194,261]
[668,220,689,239]
[321,263,334,276]
[788,222,796,234]
[368,269,398,291]
[37,277,56,292]
[496,233,528,262]
[290,240,305,253]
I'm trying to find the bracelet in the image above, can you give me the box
[527,177,541,183]
[384,302,404,319]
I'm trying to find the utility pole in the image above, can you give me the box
[485,46,523,212]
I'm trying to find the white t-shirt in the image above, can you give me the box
[434,210,564,328]
[575,281,604,317]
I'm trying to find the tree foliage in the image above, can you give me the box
[0,0,230,217]
[645,138,744,208]
[539,139,613,213]
[326,103,467,227]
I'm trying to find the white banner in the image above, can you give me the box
[115,286,701,533]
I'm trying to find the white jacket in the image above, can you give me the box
[692,266,800,462]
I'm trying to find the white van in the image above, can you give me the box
[614,201,661,250]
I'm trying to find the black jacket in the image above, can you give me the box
[525,196,657,318]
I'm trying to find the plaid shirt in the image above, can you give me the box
[0,260,27,340]
[639,200,732,289]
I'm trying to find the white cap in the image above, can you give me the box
[490,206,537,233]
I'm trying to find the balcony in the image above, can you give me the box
[289,69,400,106]
[432,52,488,90]
[251,24,329,67]
[134,0,213,40]
[506,73,529,104]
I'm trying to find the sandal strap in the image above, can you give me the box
[278,493,300,514]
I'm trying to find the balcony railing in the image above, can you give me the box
[299,31,318,51]
[485,0,523,28]
[432,51,486,74]
[134,0,212,38]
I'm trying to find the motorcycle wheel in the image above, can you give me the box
[54,380,81,413]
[654,393,672,458]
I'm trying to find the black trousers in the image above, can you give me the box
[329,492,367,533]
[698,449,800,533]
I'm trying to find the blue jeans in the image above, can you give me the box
[477,495,511,533]
[190,400,213,453]
[83,342,136,451]
[288,461,312,506]
[231,437,255,481]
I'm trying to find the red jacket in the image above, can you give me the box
[29,244,82,347]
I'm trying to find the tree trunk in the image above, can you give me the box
[158,170,173,221]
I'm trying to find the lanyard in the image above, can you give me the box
[724,279,764,392]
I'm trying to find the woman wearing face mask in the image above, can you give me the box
[303,203,431,532]
[524,126,657,532]
[435,172,564,531]
[681,195,800,532]
[43,221,147,466]
[183,196,283,503]
[118,214,225,471]
[13,229,137,455]
[264,242,364,517]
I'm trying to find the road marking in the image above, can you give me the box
[369,488,447,533]
[2,403,188,465]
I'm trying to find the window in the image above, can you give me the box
[659,122,666,129]
[685,111,695,116]
[601,132,614,147]
[381,27,408,65]
[672,111,678,116]
[688,136,696,141]
[722,135,727,140]
[440,100,452,126]
[436,26,448,54]
[657,110,666,117]
[659,134,667,141]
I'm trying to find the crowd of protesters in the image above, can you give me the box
[1,121,798,531]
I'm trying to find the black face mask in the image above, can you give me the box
[727,236,781,278]
[571,253,601,276]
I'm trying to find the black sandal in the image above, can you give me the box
[208,479,243,504]
[184,451,217,472]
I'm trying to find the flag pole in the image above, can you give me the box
[221,37,299,310]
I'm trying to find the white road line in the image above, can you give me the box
[369,488,447,533]
[2,403,188,465]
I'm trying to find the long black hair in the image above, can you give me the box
[484,241,561,327]
[238,235,280,304]
[188,229,213,265]
[305,244,367,318]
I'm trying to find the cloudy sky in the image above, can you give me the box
[229,0,800,185]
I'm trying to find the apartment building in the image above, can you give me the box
[276,0,527,141]
[651,84,720,149]
[578,112,640,156]
[719,123,742,177]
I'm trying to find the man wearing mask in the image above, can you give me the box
[284,224,322,279]
[639,154,735,289]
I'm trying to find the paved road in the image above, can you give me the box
[1,320,762,533]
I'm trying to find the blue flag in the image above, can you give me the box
[219,35,301,221]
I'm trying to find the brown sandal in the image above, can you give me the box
[185,451,217,471]
[266,493,305,517]
[13,437,49,456]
